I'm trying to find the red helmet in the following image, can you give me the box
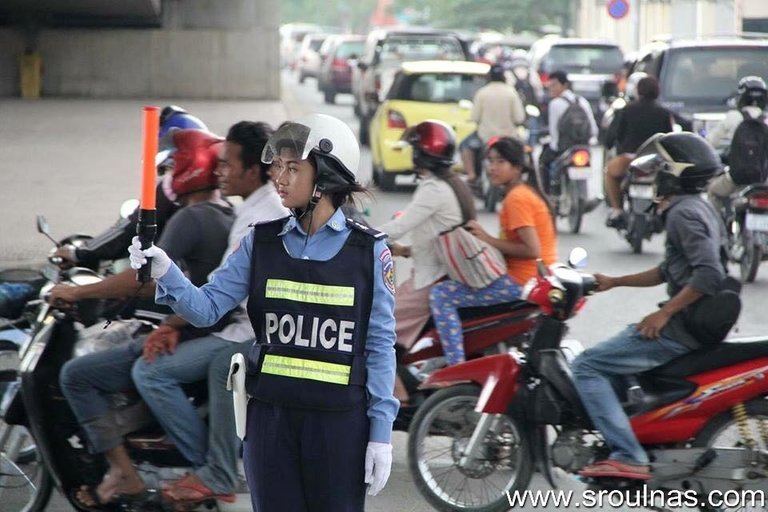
[403,120,456,170]
[170,129,223,197]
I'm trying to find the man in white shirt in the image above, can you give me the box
[540,70,597,193]
[460,64,526,182]
[132,121,289,505]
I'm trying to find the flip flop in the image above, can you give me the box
[578,459,651,481]
[162,473,236,506]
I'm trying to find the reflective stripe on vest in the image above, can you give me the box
[260,354,351,385]
[265,279,355,307]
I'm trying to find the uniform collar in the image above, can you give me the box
[278,207,347,236]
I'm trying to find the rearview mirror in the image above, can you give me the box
[36,215,50,236]
[120,199,140,219]
[525,104,541,118]
[568,247,588,269]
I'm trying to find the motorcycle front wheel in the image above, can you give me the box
[692,399,768,512]
[407,384,533,512]
[0,423,53,512]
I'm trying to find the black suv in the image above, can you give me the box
[629,36,768,132]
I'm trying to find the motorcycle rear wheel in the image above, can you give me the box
[692,399,768,512]
[0,423,53,512]
[739,231,762,283]
[407,384,533,512]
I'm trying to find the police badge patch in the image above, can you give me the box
[379,248,395,295]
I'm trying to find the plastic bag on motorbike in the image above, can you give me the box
[74,318,148,358]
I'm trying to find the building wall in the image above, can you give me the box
[0,0,280,99]
[577,0,741,53]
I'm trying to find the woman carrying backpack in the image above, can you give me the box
[707,76,768,214]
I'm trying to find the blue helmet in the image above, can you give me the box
[159,105,208,138]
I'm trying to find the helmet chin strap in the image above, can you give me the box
[293,184,322,221]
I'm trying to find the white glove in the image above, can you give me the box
[128,236,171,279]
[364,442,392,496]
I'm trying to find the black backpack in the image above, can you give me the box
[557,96,592,149]
[728,109,768,186]
[514,77,536,106]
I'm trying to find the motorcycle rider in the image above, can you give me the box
[573,132,726,480]
[706,76,768,213]
[52,105,208,268]
[376,120,472,406]
[605,75,674,228]
[52,129,234,508]
[132,121,289,506]
[459,64,525,183]
[539,70,598,194]
[128,114,398,511]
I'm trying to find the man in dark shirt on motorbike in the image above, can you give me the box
[51,106,207,268]
[572,132,727,480]
[604,75,674,228]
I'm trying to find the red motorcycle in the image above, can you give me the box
[407,250,768,512]
[394,299,538,431]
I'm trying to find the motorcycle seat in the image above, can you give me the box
[457,300,536,321]
[645,338,768,379]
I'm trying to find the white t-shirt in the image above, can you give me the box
[214,182,289,343]
[377,175,464,290]
[471,81,526,141]
[548,89,598,152]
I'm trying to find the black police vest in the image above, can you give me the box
[246,217,376,411]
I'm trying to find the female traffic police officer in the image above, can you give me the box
[128,114,398,511]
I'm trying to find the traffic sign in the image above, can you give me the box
[607,0,629,20]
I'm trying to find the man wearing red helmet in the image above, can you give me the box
[49,129,235,508]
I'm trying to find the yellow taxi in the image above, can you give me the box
[369,60,490,190]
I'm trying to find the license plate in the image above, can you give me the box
[628,184,654,199]
[567,166,591,180]
[746,212,768,232]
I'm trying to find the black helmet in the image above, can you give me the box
[737,76,767,109]
[489,64,506,82]
[630,132,721,198]
[403,120,456,172]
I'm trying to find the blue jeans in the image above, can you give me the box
[571,325,691,465]
[60,338,147,453]
[131,335,232,488]
[429,275,521,365]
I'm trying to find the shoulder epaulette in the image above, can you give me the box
[346,218,387,240]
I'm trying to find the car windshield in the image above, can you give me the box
[390,72,485,102]
[336,41,364,59]
[309,38,325,52]
[379,37,465,64]
[662,47,768,102]
[544,45,623,74]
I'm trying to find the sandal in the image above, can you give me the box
[578,459,651,481]
[70,486,105,512]
[71,484,150,511]
[162,473,236,506]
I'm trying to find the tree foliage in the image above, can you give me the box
[392,0,572,34]
[280,0,380,33]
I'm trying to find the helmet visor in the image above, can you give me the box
[261,122,314,164]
